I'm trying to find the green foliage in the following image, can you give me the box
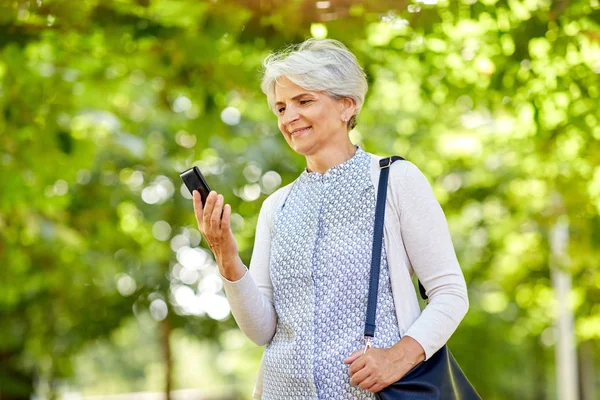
[1,0,599,398]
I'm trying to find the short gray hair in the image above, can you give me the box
[261,38,368,129]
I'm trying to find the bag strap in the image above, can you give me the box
[364,156,428,341]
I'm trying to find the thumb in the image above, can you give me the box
[344,349,363,364]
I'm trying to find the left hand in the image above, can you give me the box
[344,336,425,393]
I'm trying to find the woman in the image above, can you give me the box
[193,38,469,399]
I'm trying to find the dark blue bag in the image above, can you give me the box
[366,156,481,400]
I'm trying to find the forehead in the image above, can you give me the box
[274,77,318,101]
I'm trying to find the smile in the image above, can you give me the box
[291,127,311,136]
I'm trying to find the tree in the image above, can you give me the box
[1,0,599,398]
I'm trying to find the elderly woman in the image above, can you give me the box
[192,38,469,399]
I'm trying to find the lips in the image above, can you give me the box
[290,126,311,136]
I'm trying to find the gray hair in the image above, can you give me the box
[261,38,368,130]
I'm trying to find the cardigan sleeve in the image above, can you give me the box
[398,162,469,360]
[220,193,278,346]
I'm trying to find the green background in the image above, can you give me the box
[1,0,599,399]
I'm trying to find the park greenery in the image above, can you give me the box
[1,0,599,399]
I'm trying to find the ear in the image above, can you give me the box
[340,97,357,120]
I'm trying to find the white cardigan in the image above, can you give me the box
[221,153,469,398]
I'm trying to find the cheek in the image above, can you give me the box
[314,108,334,125]
[277,120,289,136]
[313,112,332,128]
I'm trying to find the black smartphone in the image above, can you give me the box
[179,166,211,204]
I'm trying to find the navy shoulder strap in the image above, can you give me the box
[364,156,427,339]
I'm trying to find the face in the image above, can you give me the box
[273,76,353,157]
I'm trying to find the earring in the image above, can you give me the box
[342,116,347,122]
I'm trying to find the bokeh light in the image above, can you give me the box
[152,220,172,241]
[149,299,168,321]
[220,106,241,126]
[116,274,137,297]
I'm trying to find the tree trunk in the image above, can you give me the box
[160,318,173,400]
[0,351,35,400]
[579,340,597,400]
[532,338,547,400]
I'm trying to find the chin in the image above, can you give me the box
[291,143,319,157]
[283,131,320,156]
[288,144,307,156]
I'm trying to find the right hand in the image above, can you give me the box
[193,190,240,271]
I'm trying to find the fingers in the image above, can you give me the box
[221,204,232,231]
[210,194,224,229]
[350,368,369,386]
[193,190,203,223]
[347,354,380,392]
[196,191,231,233]
[367,381,384,393]
[348,355,366,376]
[350,366,371,386]
[344,349,363,365]
[359,376,385,393]
[202,191,217,227]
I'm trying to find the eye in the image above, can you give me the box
[277,107,285,114]
[300,99,313,105]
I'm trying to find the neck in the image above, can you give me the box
[305,140,357,174]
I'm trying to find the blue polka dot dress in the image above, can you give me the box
[262,147,401,399]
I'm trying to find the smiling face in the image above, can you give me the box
[274,76,353,157]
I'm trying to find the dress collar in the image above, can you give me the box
[299,145,368,183]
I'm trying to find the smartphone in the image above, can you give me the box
[179,166,211,204]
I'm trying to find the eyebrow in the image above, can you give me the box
[274,93,314,107]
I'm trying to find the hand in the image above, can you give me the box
[193,190,241,279]
[344,336,425,393]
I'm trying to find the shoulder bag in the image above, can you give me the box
[364,156,481,400]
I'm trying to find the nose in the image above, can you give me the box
[281,105,300,127]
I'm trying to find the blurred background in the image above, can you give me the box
[1,0,599,399]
